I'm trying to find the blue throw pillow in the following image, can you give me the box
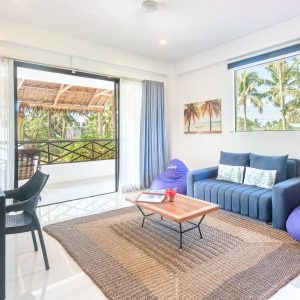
[249,153,288,183]
[219,151,250,167]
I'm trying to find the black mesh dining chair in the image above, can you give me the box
[4,170,50,270]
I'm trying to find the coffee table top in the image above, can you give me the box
[126,193,219,223]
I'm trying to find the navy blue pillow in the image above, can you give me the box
[219,151,250,167]
[249,153,288,183]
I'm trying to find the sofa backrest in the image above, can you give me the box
[287,159,299,179]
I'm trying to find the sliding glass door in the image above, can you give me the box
[14,62,119,205]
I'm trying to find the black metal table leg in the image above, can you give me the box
[137,205,146,227]
[135,205,207,249]
[197,215,205,239]
[179,223,183,249]
[136,205,155,228]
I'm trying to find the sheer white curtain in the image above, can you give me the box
[119,78,142,192]
[0,58,15,190]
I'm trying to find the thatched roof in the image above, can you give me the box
[17,79,114,112]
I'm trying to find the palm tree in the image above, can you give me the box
[101,100,114,138]
[265,59,299,130]
[198,100,221,131]
[48,110,79,139]
[236,71,264,131]
[184,103,201,133]
[285,57,300,125]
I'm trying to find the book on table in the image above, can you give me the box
[143,189,166,195]
[136,192,165,203]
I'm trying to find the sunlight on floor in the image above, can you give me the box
[40,175,116,206]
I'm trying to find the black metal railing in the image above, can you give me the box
[18,139,116,165]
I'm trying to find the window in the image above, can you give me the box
[234,54,300,131]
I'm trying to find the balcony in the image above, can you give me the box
[15,68,118,205]
[18,139,117,206]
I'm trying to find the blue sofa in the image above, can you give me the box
[187,152,300,230]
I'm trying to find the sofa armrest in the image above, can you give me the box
[272,177,300,230]
[187,166,218,197]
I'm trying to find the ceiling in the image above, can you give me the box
[1,0,300,60]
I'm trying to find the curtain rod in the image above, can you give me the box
[227,43,300,69]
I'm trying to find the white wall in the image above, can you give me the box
[175,16,300,75]
[169,17,300,170]
[0,18,170,81]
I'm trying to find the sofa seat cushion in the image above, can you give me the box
[193,178,272,222]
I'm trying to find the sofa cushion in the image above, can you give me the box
[216,164,244,183]
[249,153,288,183]
[219,151,249,167]
[193,178,272,222]
[244,167,277,189]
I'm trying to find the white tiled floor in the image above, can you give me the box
[5,192,300,300]
[5,192,131,300]
[40,175,116,206]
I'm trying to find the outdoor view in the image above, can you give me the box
[20,103,114,141]
[17,68,116,165]
[235,54,300,131]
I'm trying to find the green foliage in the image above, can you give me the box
[264,120,286,131]
[236,70,264,131]
[22,109,48,140]
[19,103,115,164]
[82,112,100,139]
[101,101,115,138]
[236,117,262,131]
[264,59,300,130]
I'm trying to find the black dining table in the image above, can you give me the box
[0,188,5,300]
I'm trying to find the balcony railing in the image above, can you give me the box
[18,139,116,165]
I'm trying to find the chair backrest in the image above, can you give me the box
[18,149,40,180]
[18,171,49,212]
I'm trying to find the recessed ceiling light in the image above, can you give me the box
[141,0,160,13]
[160,40,168,46]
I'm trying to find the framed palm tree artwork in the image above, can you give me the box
[184,99,222,134]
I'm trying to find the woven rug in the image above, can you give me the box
[44,206,300,300]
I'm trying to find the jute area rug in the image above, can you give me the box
[44,206,300,300]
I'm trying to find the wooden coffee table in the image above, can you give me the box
[126,193,219,249]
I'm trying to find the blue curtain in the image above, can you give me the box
[140,80,168,188]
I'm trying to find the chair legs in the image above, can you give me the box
[31,229,38,252]
[32,215,50,270]
[37,226,50,270]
